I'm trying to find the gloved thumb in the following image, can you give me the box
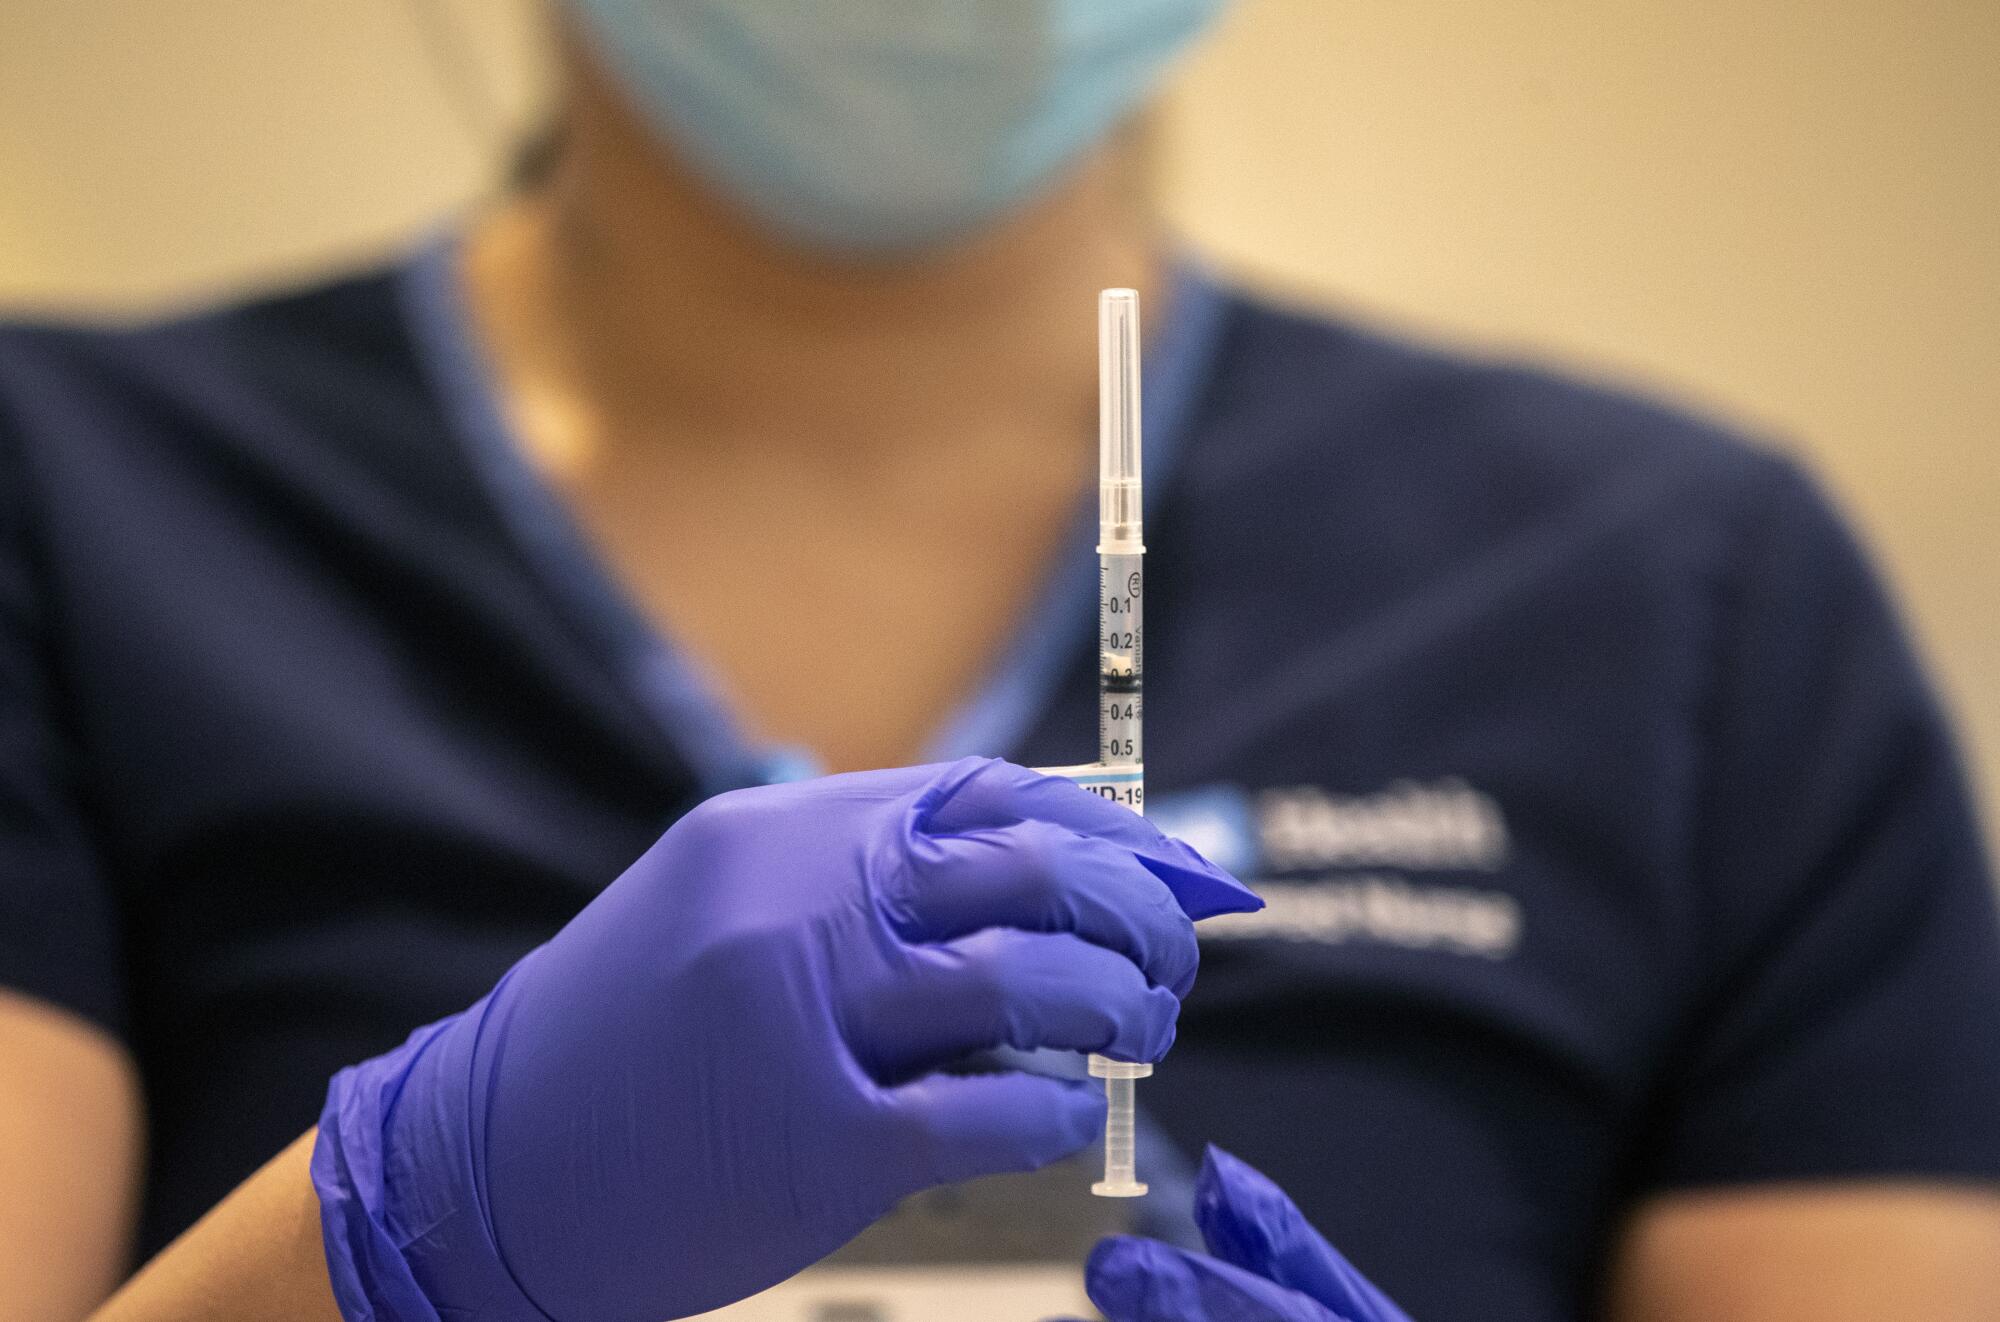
[1194,1146,1415,1321]
[1083,1235,1349,1321]
[912,758,1263,921]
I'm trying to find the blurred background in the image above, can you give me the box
[1,0,1994,847]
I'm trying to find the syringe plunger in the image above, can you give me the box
[1088,1055,1152,1197]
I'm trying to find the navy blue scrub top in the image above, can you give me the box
[2,239,1997,1321]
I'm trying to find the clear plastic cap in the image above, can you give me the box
[1099,289,1143,550]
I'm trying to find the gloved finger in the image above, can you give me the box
[907,758,1264,921]
[889,819,1200,995]
[1194,1146,1414,1321]
[1084,1236,1350,1322]
[884,1070,1102,1188]
[849,928,1179,1081]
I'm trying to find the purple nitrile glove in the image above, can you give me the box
[312,758,1260,1322]
[1078,1146,1417,1322]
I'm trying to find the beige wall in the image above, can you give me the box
[1,1,1995,843]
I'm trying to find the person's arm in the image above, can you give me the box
[88,1130,339,1322]
[0,399,148,1319]
[1607,1184,2000,1320]
[0,991,144,1322]
[1602,456,2000,1317]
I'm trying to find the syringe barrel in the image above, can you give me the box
[1098,289,1143,551]
[1099,550,1142,769]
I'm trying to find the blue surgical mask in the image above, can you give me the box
[564,0,1228,254]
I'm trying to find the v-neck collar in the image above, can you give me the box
[399,230,1229,796]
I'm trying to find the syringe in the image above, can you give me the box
[1089,288,1148,1197]
[1031,290,1150,1195]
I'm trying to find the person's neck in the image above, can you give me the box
[462,68,1164,483]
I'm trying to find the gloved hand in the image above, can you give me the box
[311,757,1259,1322]
[1081,1147,1415,1322]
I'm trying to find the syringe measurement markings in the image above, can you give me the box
[1098,554,1143,768]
